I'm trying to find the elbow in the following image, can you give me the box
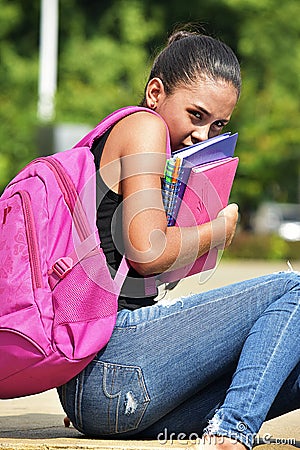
[126,245,168,277]
[125,228,169,276]
[128,259,161,277]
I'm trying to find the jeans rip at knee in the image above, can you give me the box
[75,360,150,435]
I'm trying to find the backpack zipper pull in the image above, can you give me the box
[3,206,12,224]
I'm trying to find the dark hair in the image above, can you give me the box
[141,27,241,104]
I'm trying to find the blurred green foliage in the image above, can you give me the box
[224,231,300,261]
[1,0,300,237]
[0,0,40,186]
[56,0,163,122]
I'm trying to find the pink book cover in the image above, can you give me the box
[158,156,239,283]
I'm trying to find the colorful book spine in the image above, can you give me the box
[162,158,191,226]
[162,157,184,226]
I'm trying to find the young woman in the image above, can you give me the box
[58,27,300,449]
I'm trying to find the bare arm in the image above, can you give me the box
[104,112,238,277]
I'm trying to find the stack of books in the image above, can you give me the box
[160,132,239,283]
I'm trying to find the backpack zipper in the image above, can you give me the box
[16,191,43,289]
[34,157,91,242]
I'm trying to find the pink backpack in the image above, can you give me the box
[0,106,170,399]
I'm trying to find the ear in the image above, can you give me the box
[145,78,165,110]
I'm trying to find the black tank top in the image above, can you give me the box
[91,128,157,311]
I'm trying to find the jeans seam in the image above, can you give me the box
[112,366,120,434]
[74,369,85,433]
[102,362,121,433]
[135,366,151,429]
[114,325,137,331]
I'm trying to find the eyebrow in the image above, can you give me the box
[192,104,211,116]
[192,104,230,123]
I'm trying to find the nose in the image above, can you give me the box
[191,126,210,144]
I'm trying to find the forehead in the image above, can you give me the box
[177,78,238,115]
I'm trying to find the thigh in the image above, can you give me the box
[128,362,300,441]
[135,370,235,441]
[138,361,300,441]
[61,271,299,436]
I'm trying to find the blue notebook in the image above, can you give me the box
[172,132,238,165]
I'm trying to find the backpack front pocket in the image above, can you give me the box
[0,192,50,384]
[0,191,43,316]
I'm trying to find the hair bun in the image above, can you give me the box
[167,30,193,46]
[167,23,207,47]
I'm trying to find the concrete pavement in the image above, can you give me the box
[0,388,299,449]
[0,259,299,449]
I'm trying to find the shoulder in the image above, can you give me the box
[117,109,166,132]
[110,109,168,157]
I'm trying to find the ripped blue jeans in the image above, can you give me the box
[58,270,300,448]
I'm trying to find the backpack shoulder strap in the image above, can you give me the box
[72,106,171,295]
[73,106,171,158]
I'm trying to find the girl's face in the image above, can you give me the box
[147,77,238,152]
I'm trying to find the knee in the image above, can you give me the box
[278,269,300,291]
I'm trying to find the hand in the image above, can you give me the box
[213,203,239,249]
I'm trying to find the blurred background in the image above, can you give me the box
[1,0,300,260]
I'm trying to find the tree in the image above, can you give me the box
[56,0,163,123]
[222,0,300,222]
[0,0,40,190]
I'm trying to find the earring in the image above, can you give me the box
[150,102,156,109]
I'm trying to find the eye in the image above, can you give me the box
[212,120,226,131]
[209,120,228,138]
[190,110,203,120]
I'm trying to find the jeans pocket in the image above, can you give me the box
[75,360,150,436]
